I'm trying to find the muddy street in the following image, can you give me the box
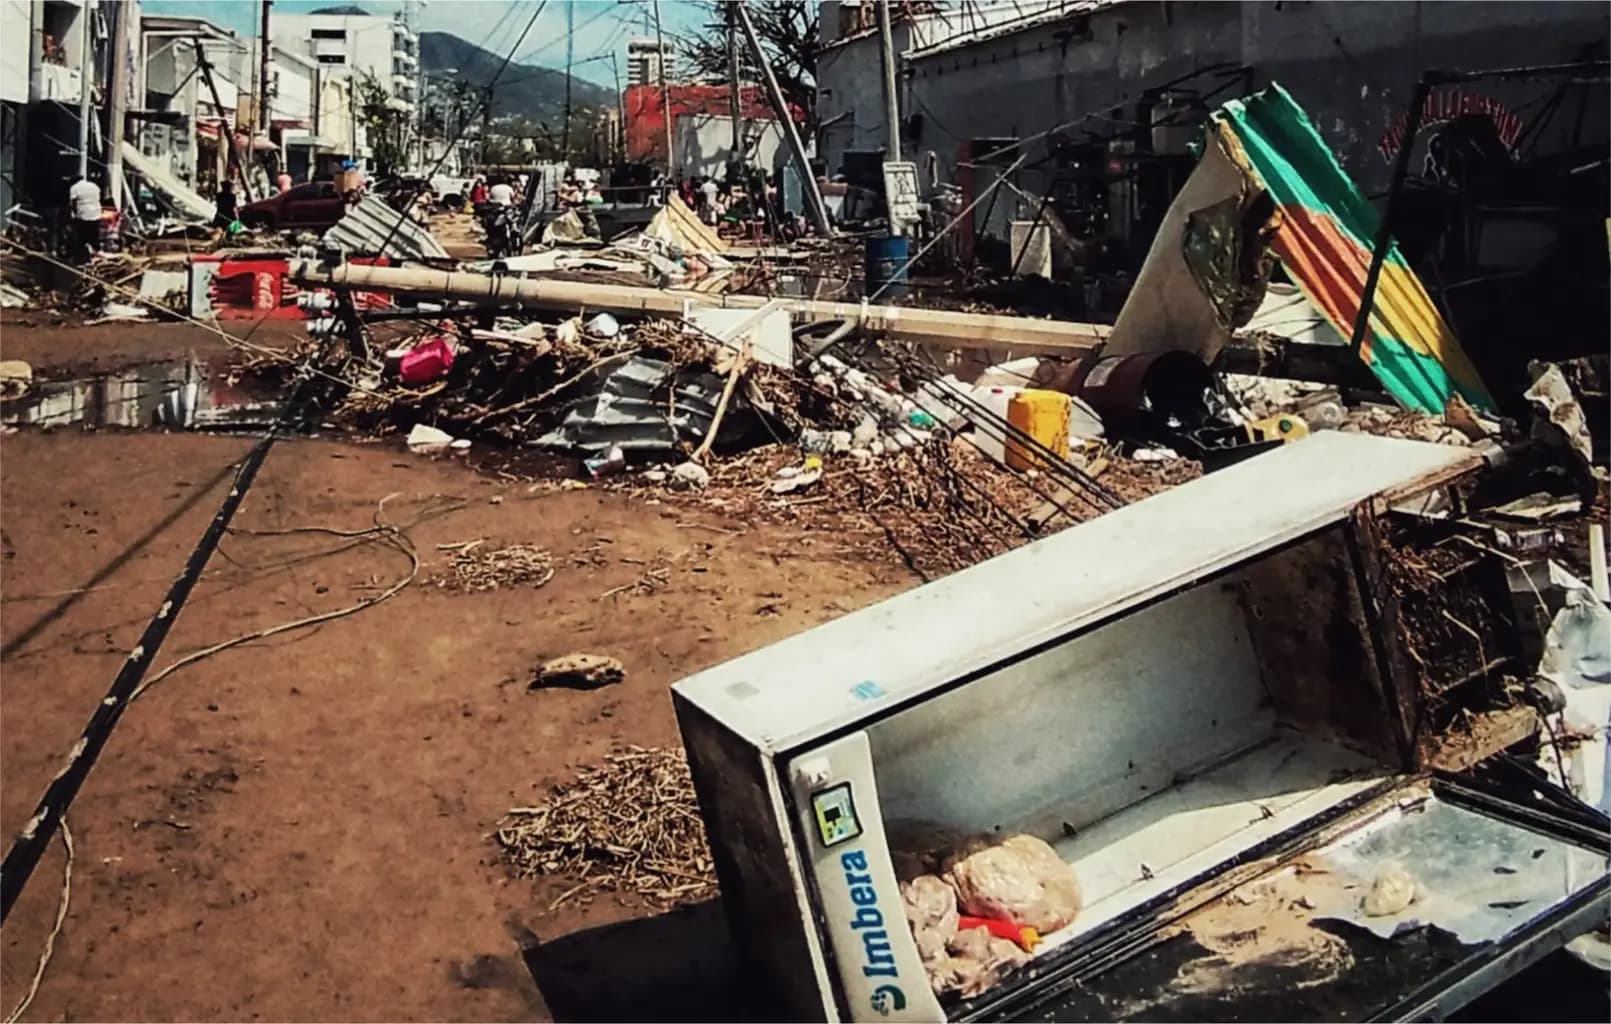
[0,349,915,1019]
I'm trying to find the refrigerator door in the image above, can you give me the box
[787,731,946,1023]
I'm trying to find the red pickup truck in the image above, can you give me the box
[237,181,348,231]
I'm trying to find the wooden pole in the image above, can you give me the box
[561,1,574,164]
[726,1,743,179]
[106,0,130,207]
[259,1,273,134]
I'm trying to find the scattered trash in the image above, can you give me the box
[398,336,456,385]
[405,423,456,454]
[771,455,823,494]
[1540,587,1611,688]
[89,300,154,323]
[1361,862,1418,917]
[585,444,627,479]
[1525,361,1594,465]
[531,653,625,690]
[586,312,621,339]
[670,460,711,491]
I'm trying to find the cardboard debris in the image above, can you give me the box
[646,194,728,255]
[0,360,33,398]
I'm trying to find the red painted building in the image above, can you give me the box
[623,84,801,164]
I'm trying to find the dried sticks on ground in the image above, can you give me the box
[432,541,555,592]
[495,746,717,910]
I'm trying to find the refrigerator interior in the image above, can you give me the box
[865,526,1404,954]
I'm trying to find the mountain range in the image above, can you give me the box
[419,31,617,129]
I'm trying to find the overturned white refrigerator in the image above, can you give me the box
[672,433,1610,1022]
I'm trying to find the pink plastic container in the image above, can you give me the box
[398,337,455,385]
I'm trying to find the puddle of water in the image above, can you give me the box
[0,358,284,431]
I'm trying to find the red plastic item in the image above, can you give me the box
[398,337,455,385]
[956,916,1041,952]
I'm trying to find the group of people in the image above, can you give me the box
[679,172,784,231]
[468,174,519,208]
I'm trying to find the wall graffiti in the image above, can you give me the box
[1376,86,1523,164]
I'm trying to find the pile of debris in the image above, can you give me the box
[494,746,716,910]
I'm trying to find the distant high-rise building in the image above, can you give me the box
[626,38,672,87]
[272,7,419,114]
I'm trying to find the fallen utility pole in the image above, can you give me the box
[288,260,1107,354]
[734,2,832,236]
[194,41,256,202]
[0,388,309,922]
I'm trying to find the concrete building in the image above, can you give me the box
[272,7,418,112]
[673,113,785,182]
[3,0,96,215]
[1,0,149,215]
[816,0,1608,264]
[138,12,367,202]
[139,15,249,193]
[815,0,1071,165]
[0,0,35,216]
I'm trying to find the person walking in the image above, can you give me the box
[212,179,238,229]
[67,174,102,261]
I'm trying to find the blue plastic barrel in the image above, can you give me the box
[864,235,910,299]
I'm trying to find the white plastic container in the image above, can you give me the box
[968,384,1024,464]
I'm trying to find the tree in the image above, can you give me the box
[354,70,408,175]
[680,1,819,130]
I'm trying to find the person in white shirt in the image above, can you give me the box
[488,179,515,206]
[67,175,102,261]
[698,177,720,225]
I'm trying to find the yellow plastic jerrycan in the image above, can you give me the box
[1006,389,1072,470]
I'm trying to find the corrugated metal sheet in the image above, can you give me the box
[121,142,212,222]
[322,195,449,261]
[534,355,752,453]
[1213,84,1494,413]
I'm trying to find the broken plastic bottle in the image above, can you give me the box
[584,445,626,480]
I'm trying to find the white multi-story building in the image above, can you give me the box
[272,7,419,114]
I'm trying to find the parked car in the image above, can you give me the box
[237,181,348,231]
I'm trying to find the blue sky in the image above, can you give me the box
[141,0,715,87]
